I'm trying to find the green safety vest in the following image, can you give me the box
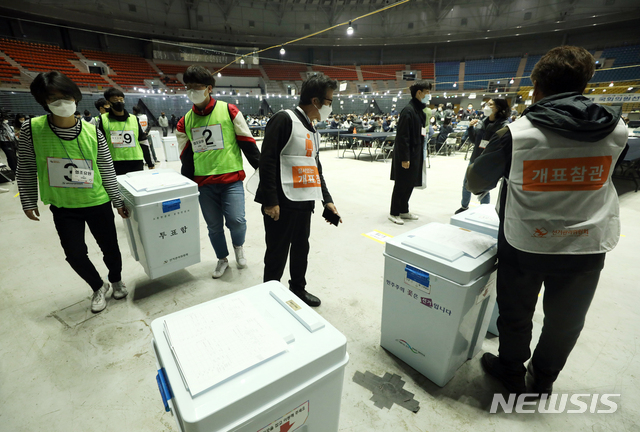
[101,112,143,161]
[185,100,243,176]
[31,115,110,208]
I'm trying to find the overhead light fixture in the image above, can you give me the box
[217,72,221,77]
[280,46,285,55]
[347,21,354,36]
[240,59,245,65]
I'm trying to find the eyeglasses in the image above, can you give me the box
[324,98,333,106]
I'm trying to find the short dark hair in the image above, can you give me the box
[443,117,452,126]
[29,71,82,113]
[132,105,141,114]
[104,87,125,100]
[183,65,216,87]
[74,111,81,116]
[83,110,90,116]
[299,75,338,105]
[410,80,432,98]
[95,98,109,110]
[491,98,510,120]
[531,46,595,96]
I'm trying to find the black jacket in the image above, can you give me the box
[391,98,426,187]
[466,92,628,274]
[255,108,333,211]
[467,116,510,163]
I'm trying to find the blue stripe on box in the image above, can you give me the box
[405,265,430,287]
[162,199,181,213]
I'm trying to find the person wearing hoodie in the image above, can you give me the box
[455,98,510,214]
[388,80,431,225]
[467,46,629,395]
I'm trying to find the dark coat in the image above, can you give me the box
[467,116,510,163]
[391,98,426,187]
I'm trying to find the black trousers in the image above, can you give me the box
[1,140,17,172]
[263,207,311,292]
[113,160,144,176]
[496,259,601,382]
[141,145,154,168]
[161,127,168,137]
[50,202,122,291]
[390,178,414,216]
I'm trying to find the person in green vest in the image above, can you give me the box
[97,88,154,175]
[177,65,260,279]
[16,71,130,314]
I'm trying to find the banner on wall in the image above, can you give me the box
[584,93,640,103]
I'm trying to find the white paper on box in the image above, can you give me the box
[405,224,495,259]
[126,173,190,192]
[466,212,498,226]
[163,294,288,397]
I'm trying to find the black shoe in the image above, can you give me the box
[455,207,469,215]
[291,289,321,307]
[481,353,526,394]
[526,362,554,396]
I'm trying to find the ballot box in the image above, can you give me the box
[148,130,162,149]
[151,281,349,432]
[450,205,500,336]
[381,222,497,387]
[162,135,180,162]
[117,169,200,279]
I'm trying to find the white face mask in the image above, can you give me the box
[187,88,209,105]
[421,93,431,104]
[48,99,77,118]
[483,106,493,116]
[315,102,332,122]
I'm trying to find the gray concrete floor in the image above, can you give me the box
[1,139,639,432]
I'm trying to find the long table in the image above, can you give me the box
[317,129,348,150]
[338,132,396,161]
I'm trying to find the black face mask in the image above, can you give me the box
[111,102,124,112]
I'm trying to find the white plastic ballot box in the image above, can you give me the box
[162,135,180,162]
[151,281,349,432]
[450,205,500,336]
[381,222,498,387]
[117,169,200,279]
[149,130,162,149]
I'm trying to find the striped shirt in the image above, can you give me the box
[17,116,124,210]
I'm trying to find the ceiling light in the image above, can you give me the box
[280,46,285,55]
[240,59,245,64]
[217,72,221,77]
[347,21,354,36]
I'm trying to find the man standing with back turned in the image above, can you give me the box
[467,46,628,395]
[256,75,342,307]
[388,80,431,225]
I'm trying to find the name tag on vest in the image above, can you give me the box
[71,167,94,184]
[292,166,321,188]
[111,130,135,148]
[192,125,224,152]
[47,157,93,188]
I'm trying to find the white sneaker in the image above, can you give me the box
[234,246,247,269]
[91,282,109,313]
[400,212,419,220]
[212,259,229,279]
[112,280,128,300]
[388,215,405,225]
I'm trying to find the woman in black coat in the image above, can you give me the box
[455,98,511,214]
[389,81,431,224]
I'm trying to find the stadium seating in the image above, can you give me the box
[262,64,308,81]
[410,63,435,80]
[0,39,108,87]
[311,65,358,81]
[0,56,20,84]
[360,64,404,81]
[83,49,160,89]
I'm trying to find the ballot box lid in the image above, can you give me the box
[117,169,198,206]
[151,281,348,427]
[449,204,500,239]
[385,222,497,285]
